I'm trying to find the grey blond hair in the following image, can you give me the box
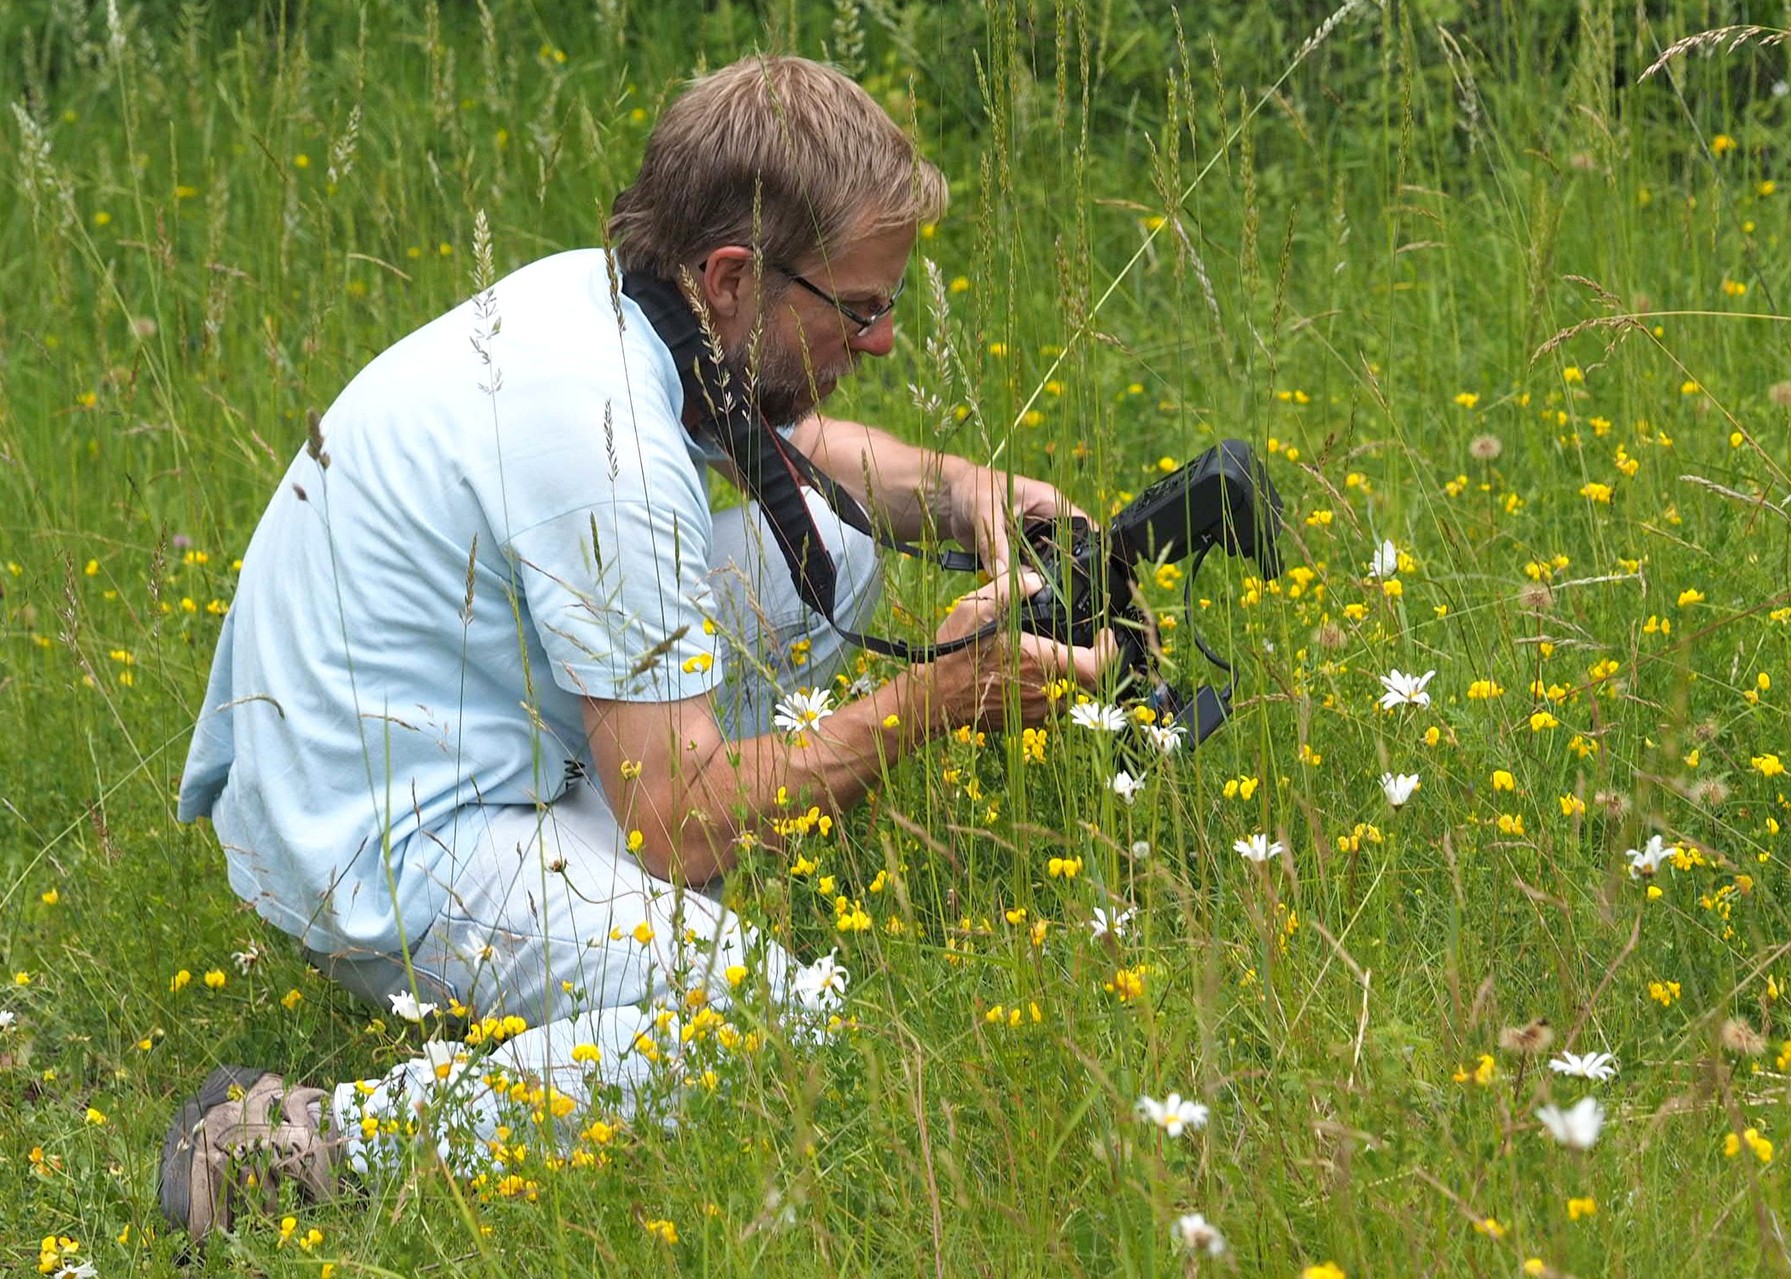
[608,56,947,278]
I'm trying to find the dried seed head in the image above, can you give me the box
[1719,1016,1766,1056]
[1769,381,1791,408]
[1594,789,1632,820]
[1517,582,1555,611]
[1314,620,1347,650]
[1686,777,1731,808]
[304,409,330,469]
[1498,1018,1555,1056]
[1469,433,1503,461]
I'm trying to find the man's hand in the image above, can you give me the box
[946,461,1088,579]
[928,570,1116,729]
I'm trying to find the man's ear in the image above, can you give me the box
[698,247,758,322]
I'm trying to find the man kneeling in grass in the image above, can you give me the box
[163,53,1112,1239]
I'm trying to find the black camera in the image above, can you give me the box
[1014,439,1283,742]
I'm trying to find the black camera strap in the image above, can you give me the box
[621,271,985,664]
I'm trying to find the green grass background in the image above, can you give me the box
[2,0,1790,1274]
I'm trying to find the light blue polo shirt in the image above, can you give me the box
[178,251,725,954]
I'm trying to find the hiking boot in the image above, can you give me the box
[159,1065,340,1239]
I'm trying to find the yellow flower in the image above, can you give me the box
[1453,391,1479,408]
[1567,1196,1597,1220]
[85,1106,107,1125]
[681,652,714,674]
[169,969,192,992]
[203,969,227,989]
[1492,769,1516,792]
[1579,481,1613,503]
[1712,133,1736,155]
[1529,711,1559,732]
[1752,754,1785,778]
[1475,1216,1507,1238]
[1467,679,1503,699]
[1562,366,1584,384]
[1302,1264,1346,1279]
[948,275,969,293]
[282,988,304,1010]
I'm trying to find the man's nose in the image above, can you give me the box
[847,313,896,358]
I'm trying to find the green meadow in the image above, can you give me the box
[3,0,1790,1274]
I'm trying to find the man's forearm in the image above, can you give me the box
[637,659,971,884]
[791,414,976,542]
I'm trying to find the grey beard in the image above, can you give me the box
[722,338,833,427]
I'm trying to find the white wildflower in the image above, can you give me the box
[1142,721,1186,754]
[791,948,851,1014]
[1536,1096,1604,1150]
[1173,1212,1228,1257]
[1626,834,1670,878]
[1234,833,1285,863]
[1378,668,1436,709]
[388,991,439,1022]
[1549,1051,1618,1082]
[1110,770,1146,805]
[1087,906,1135,942]
[1380,772,1421,808]
[1068,700,1128,733]
[1369,538,1400,578]
[231,943,262,974]
[0,1009,15,1031]
[420,1039,469,1088]
[772,687,835,735]
[1136,1092,1210,1137]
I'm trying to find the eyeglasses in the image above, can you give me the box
[771,263,905,337]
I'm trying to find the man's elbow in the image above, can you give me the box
[635,819,728,887]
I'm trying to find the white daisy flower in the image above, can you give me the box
[1234,833,1285,863]
[1068,700,1128,733]
[1536,1096,1605,1150]
[1378,668,1436,709]
[772,687,835,735]
[231,943,262,974]
[1087,906,1135,942]
[1626,834,1671,878]
[388,991,439,1022]
[1173,1212,1228,1257]
[420,1039,469,1088]
[1380,772,1421,808]
[1136,1092,1210,1137]
[1111,770,1146,805]
[0,1009,15,1031]
[1369,538,1400,578]
[791,948,851,1014]
[1142,722,1187,754]
[1549,1051,1618,1082]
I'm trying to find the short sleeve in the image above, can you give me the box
[508,498,721,703]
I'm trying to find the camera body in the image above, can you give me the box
[1015,439,1283,733]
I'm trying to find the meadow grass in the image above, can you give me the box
[2,0,1790,1274]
